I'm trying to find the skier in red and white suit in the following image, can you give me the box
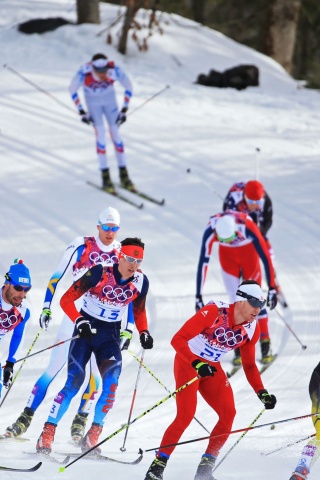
[144,281,277,480]
[195,210,277,365]
[69,53,134,192]
[223,179,286,307]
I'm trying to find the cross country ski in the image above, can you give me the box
[0,461,42,472]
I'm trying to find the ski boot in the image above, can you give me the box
[70,412,88,446]
[194,454,217,480]
[119,166,136,192]
[144,455,168,480]
[101,168,116,194]
[81,423,103,455]
[36,422,56,454]
[261,339,273,364]
[6,407,34,438]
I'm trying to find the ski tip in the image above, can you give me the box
[35,462,43,470]
[160,199,165,206]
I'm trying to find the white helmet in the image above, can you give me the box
[215,215,236,241]
[98,207,120,226]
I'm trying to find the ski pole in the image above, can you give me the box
[120,349,145,452]
[127,85,170,116]
[144,412,320,452]
[213,408,265,472]
[3,64,75,113]
[0,328,42,408]
[255,147,260,180]
[262,433,316,456]
[128,350,210,434]
[184,169,224,202]
[13,335,79,364]
[275,308,307,349]
[59,375,199,471]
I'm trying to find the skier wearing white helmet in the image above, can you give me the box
[6,207,134,446]
[195,210,277,366]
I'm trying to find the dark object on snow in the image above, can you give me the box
[196,65,259,90]
[18,17,74,34]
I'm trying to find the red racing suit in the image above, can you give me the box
[196,210,275,340]
[157,300,264,458]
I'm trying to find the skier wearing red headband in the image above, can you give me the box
[36,237,153,456]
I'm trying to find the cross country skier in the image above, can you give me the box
[6,207,134,445]
[36,237,154,455]
[223,180,272,241]
[289,362,320,480]
[195,211,277,366]
[0,259,32,398]
[69,52,134,193]
[222,180,285,364]
[145,280,277,480]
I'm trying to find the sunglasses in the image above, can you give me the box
[122,253,143,265]
[99,222,120,232]
[245,196,263,206]
[5,273,31,293]
[12,284,31,293]
[217,233,237,243]
[236,290,266,308]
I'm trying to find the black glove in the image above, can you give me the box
[140,330,153,349]
[195,295,204,312]
[39,308,52,330]
[76,317,96,340]
[79,108,93,125]
[120,329,132,351]
[3,361,14,389]
[267,287,277,310]
[116,107,128,126]
[257,389,277,409]
[192,360,217,378]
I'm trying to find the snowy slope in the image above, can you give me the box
[0,1,320,479]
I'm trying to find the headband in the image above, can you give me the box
[121,245,144,259]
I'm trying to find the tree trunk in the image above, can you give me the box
[76,0,100,25]
[262,0,301,73]
[191,0,206,24]
[118,0,142,55]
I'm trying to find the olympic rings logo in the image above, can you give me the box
[0,312,19,329]
[102,285,134,302]
[89,251,118,265]
[214,326,243,347]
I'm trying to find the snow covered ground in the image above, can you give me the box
[0,0,320,478]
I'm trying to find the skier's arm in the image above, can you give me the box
[60,264,103,322]
[259,193,273,237]
[7,308,30,362]
[115,65,133,110]
[69,68,86,113]
[196,223,217,297]
[245,218,275,287]
[171,304,220,364]
[240,327,264,393]
[42,237,85,310]
[132,276,149,333]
